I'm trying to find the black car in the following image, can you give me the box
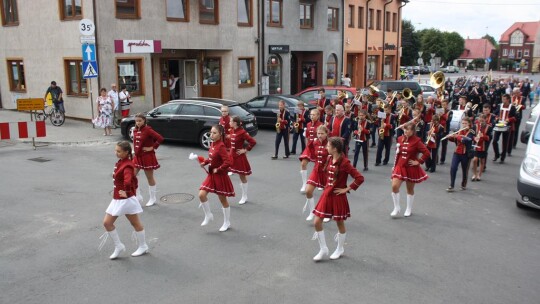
[120,98,257,149]
[369,80,423,103]
[241,95,315,127]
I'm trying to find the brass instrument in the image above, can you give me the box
[402,88,413,100]
[425,124,435,145]
[430,71,445,100]
[471,104,478,111]
[275,112,281,133]
[367,85,380,103]
[378,124,385,139]
[515,104,523,112]
[441,127,469,141]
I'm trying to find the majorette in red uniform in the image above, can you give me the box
[229,118,256,205]
[299,110,322,193]
[132,115,164,207]
[302,125,329,221]
[219,108,232,149]
[311,138,364,261]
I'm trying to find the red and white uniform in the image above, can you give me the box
[229,127,256,175]
[106,158,142,216]
[391,135,430,183]
[313,156,364,220]
[296,109,307,131]
[306,138,329,188]
[424,103,435,125]
[426,123,443,149]
[200,140,235,197]
[398,107,411,126]
[440,110,451,132]
[354,119,370,141]
[330,115,346,138]
[448,128,471,154]
[299,120,322,162]
[219,115,232,149]
[132,125,164,170]
[473,123,490,152]
[498,103,517,132]
[324,114,333,127]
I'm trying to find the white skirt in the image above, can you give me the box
[106,196,143,216]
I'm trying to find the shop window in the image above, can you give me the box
[348,5,354,28]
[239,58,254,87]
[385,11,390,31]
[267,55,282,94]
[202,58,221,85]
[60,0,82,20]
[327,7,338,31]
[368,55,378,80]
[266,0,282,27]
[64,59,87,96]
[200,0,218,24]
[368,9,373,30]
[358,7,364,29]
[238,0,252,26]
[384,56,393,79]
[300,2,313,29]
[524,49,529,57]
[392,13,397,32]
[116,0,140,19]
[7,59,25,91]
[1,0,18,26]
[376,10,381,30]
[117,58,144,96]
[326,54,337,85]
[167,0,189,21]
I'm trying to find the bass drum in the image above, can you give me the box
[449,110,465,132]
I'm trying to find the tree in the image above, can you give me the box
[400,20,420,66]
[442,32,465,64]
[482,34,499,49]
[419,28,446,65]
[472,58,485,70]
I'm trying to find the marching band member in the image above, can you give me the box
[411,108,424,143]
[471,114,492,181]
[375,104,395,166]
[370,99,379,147]
[446,117,474,192]
[311,137,364,261]
[272,100,291,159]
[481,103,496,170]
[348,91,362,118]
[331,90,346,107]
[303,126,329,221]
[454,96,474,117]
[492,94,516,164]
[390,123,430,218]
[197,125,235,232]
[101,141,148,259]
[414,96,427,141]
[291,101,309,155]
[132,113,164,207]
[219,106,232,150]
[299,110,322,193]
[352,110,371,171]
[316,88,330,121]
[328,105,351,155]
[425,114,444,173]
[395,98,411,138]
[511,87,525,149]
[439,99,453,165]
[323,105,334,127]
[229,116,257,205]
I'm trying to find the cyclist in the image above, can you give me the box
[44,81,65,114]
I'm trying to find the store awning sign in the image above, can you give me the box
[114,40,162,54]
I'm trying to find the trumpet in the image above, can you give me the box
[441,127,469,141]
[425,125,435,145]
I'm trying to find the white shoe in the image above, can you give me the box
[136,188,143,203]
[300,170,307,193]
[200,202,214,226]
[238,183,248,205]
[300,184,307,193]
[146,185,157,207]
[304,198,315,221]
[404,194,414,217]
[330,233,346,260]
[391,192,401,218]
[312,231,329,261]
[228,171,233,176]
[131,230,149,257]
[219,207,230,232]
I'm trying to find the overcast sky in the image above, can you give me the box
[402,0,540,41]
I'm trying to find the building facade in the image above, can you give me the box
[499,21,540,73]
[454,38,496,70]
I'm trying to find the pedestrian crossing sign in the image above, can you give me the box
[83,61,99,79]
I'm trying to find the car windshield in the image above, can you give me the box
[534,119,540,144]
[229,105,250,117]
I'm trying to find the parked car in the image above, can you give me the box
[295,86,357,106]
[420,84,437,99]
[419,66,430,74]
[522,102,540,139]
[412,66,420,74]
[120,98,257,150]
[369,80,423,102]
[242,95,315,127]
[517,114,540,210]
[443,66,459,73]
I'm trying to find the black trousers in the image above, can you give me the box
[425,147,438,172]
[492,130,510,161]
[440,136,449,163]
[275,130,290,157]
[513,118,521,147]
[370,125,377,145]
[376,136,392,164]
[291,131,306,154]
[353,140,369,168]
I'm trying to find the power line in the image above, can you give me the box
[411,0,540,5]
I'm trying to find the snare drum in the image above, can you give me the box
[449,110,465,132]
[493,121,509,132]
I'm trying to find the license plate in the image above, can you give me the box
[245,123,254,128]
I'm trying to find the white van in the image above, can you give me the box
[517,114,540,209]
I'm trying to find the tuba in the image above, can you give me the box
[430,71,445,100]
[402,88,413,100]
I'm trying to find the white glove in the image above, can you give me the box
[188,153,198,160]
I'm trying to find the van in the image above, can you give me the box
[517,114,540,210]
[369,80,423,101]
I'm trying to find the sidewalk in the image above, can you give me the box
[0,109,124,145]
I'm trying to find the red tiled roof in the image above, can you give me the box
[499,21,540,43]
[459,39,495,60]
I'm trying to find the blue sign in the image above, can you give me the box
[82,61,98,79]
[486,57,492,63]
[82,44,96,62]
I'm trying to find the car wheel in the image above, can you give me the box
[127,123,135,141]
[199,129,212,150]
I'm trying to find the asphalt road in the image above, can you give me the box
[1,122,540,304]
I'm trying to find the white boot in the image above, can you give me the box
[136,188,143,203]
[131,230,149,257]
[200,201,214,226]
[305,198,315,221]
[146,185,157,207]
[404,194,414,217]
[312,231,329,261]
[238,183,248,205]
[330,233,346,260]
[219,207,231,232]
[108,229,125,260]
[300,170,307,193]
[391,192,401,218]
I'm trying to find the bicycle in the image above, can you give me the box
[34,104,65,126]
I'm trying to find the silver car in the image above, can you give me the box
[517,113,540,209]
[522,102,540,135]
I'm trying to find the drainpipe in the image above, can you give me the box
[341,0,345,86]
[261,0,265,94]
[395,0,408,79]
[364,0,372,87]
[382,0,393,79]
[92,0,100,91]
[257,0,262,95]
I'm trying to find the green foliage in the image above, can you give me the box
[400,20,420,66]
[482,34,498,49]
[443,32,465,63]
[472,58,485,69]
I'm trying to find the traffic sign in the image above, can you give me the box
[80,36,96,44]
[486,57,492,63]
[79,19,95,36]
[82,61,98,79]
[82,44,96,62]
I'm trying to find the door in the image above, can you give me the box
[184,60,198,98]
[290,54,298,94]
[302,62,317,89]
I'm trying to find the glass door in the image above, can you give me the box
[184,60,198,98]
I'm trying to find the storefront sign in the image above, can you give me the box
[269,45,289,54]
[114,40,162,54]
[384,43,396,51]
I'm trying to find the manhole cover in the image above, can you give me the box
[28,157,51,162]
[160,193,195,204]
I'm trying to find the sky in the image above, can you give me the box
[402,0,540,41]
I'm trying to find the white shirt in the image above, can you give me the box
[169,77,179,90]
[341,77,351,87]
[108,89,119,110]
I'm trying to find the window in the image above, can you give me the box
[368,55,378,80]
[157,103,181,115]
[300,2,313,29]
[116,0,140,19]
[384,56,393,78]
[202,58,220,85]
[204,106,221,117]
[64,59,87,96]
[385,11,390,31]
[267,55,281,94]
[200,0,218,24]
[376,10,381,30]
[524,49,530,57]
[358,6,364,29]
[239,58,254,87]
[502,48,508,56]
[1,0,18,25]
[181,104,204,116]
[167,0,189,21]
[392,13,397,32]
[238,0,252,26]
[510,31,524,46]
[267,96,281,109]
[60,0,82,20]
[7,59,25,91]
[517,50,522,58]
[326,54,337,85]
[348,5,354,28]
[327,7,338,31]
[368,9,373,30]
[117,59,144,96]
[266,0,282,27]
[246,97,266,109]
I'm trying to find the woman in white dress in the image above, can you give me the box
[94,88,114,136]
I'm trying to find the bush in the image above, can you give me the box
[467,63,474,70]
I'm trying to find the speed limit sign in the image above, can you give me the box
[79,19,95,36]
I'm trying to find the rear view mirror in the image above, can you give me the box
[521,131,530,144]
